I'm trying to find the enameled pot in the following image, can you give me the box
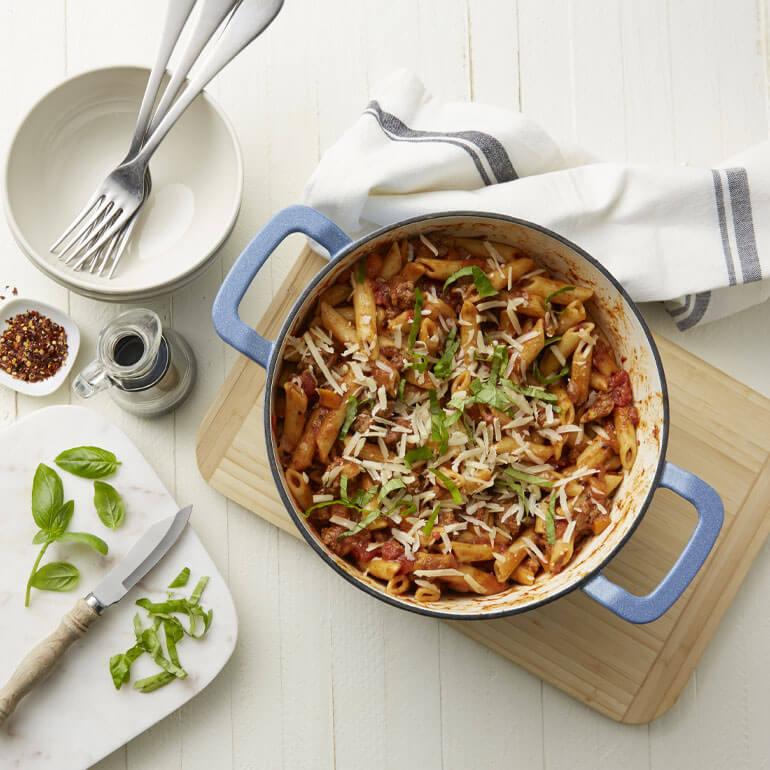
[212,205,724,623]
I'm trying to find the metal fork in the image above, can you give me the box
[50,0,198,273]
[51,0,284,278]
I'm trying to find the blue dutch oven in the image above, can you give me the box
[212,205,724,623]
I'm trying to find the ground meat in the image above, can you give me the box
[390,280,415,310]
[353,412,372,433]
[608,370,634,407]
[321,524,374,563]
[299,368,317,399]
[383,417,410,446]
[380,346,405,371]
[380,540,405,561]
[373,277,390,307]
[580,392,615,423]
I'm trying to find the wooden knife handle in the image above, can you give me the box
[0,598,99,726]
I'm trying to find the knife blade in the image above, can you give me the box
[0,505,192,725]
[87,504,193,611]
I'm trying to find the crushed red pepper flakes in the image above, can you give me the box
[0,310,68,383]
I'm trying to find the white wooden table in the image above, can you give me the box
[2,2,770,768]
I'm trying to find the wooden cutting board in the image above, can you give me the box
[197,245,770,724]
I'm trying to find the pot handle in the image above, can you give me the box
[212,205,352,368]
[581,461,723,624]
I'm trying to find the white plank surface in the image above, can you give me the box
[0,1,768,768]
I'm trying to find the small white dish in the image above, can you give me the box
[3,66,243,302]
[0,297,80,396]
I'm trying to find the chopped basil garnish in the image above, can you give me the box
[338,396,359,440]
[509,382,558,403]
[110,568,213,692]
[544,284,575,310]
[502,467,554,489]
[433,326,459,379]
[422,503,441,537]
[534,359,569,386]
[405,445,433,468]
[429,467,464,504]
[378,477,406,500]
[429,390,449,455]
[546,492,557,545]
[407,286,424,351]
[443,265,498,298]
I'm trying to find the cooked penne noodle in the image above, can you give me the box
[524,276,593,304]
[568,339,593,405]
[368,559,402,581]
[353,274,379,359]
[320,301,358,345]
[381,241,403,279]
[451,542,494,562]
[414,582,441,602]
[320,283,351,307]
[280,380,309,453]
[556,300,586,334]
[285,468,313,511]
[614,406,638,469]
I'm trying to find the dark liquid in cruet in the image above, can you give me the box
[113,334,146,367]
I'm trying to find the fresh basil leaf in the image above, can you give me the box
[110,644,144,690]
[406,351,429,373]
[31,530,51,545]
[189,576,209,606]
[134,671,176,693]
[405,445,433,468]
[502,467,554,489]
[168,567,191,589]
[433,326,459,379]
[429,390,449,455]
[407,286,424,351]
[47,500,75,540]
[397,378,406,400]
[55,446,121,479]
[429,468,464,504]
[93,480,125,529]
[546,492,557,545]
[422,503,441,537]
[338,396,359,440]
[30,561,80,592]
[31,464,64,531]
[60,531,109,555]
[135,598,212,639]
[443,265,498,298]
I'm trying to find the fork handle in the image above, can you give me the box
[146,0,239,137]
[127,0,198,158]
[135,0,284,165]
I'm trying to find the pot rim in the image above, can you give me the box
[264,210,670,621]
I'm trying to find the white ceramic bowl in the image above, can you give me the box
[3,66,243,302]
[0,297,80,396]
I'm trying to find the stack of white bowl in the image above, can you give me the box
[3,67,243,302]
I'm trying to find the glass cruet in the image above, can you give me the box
[73,308,196,418]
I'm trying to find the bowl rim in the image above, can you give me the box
[264,210,671,621]
[2,64,244,299]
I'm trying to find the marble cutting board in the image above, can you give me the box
[0,406,238,769]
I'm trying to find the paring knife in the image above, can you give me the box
[0,505,192,725]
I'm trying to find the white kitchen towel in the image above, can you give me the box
[304,69,770,330]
